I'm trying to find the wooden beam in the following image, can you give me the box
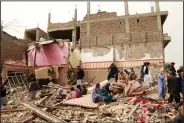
[20,102,66,123]
[1,109,28,113]
[22,115,37,123]
[128,103,140,118]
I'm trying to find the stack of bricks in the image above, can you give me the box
[49,21,74,29]
[83,11,117,20]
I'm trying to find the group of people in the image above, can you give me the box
[92,82,117,104]
[157,62,184,104]
[107,63,135,83]
[63,66,86,100]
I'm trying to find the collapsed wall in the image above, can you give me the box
[1,31,32,75]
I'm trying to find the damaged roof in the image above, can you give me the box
[27,39,68,51]
[25,27,47,35]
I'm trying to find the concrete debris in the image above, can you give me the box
[20,102,66,123]
[1,80,179,123]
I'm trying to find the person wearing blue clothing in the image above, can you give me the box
[101,83,117,103]
[157,68,166,100]
[92,83,102,103]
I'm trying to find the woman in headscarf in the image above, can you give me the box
[92,83,102,103]
[101,83,117,103]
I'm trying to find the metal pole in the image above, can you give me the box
[34,44,38,70]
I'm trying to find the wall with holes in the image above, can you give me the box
[129,16,158,32]
[80,15,160,48]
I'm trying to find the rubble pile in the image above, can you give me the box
[1,81,179,123]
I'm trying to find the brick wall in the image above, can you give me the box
[80,15,160,48]
[1,32,32,64]
[1,40,27,63]
[129,16,158,32]
[90,19,126,36]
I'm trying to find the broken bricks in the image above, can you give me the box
[1,82,179,123]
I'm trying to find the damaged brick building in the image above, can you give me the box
[47,1,171,82]
[1,30,32,74]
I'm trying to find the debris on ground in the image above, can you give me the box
[1,79,179,123]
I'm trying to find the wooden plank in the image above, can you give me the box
[128,103,140,118]
[21,102,66,123]
[22,115,37,123]
[1,109,28,113]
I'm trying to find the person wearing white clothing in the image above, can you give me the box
[143,62,153,85]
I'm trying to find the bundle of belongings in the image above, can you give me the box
[110,70,148,97]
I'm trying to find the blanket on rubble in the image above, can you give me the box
[124,80,148,97]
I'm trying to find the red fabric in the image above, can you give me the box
[138,116,145,123]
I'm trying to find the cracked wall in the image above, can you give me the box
[116,41,163,61]
[81,41,163,63]
[81,47,113,62]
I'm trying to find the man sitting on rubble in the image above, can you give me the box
[101,83,117,103]
[107,63,119,82]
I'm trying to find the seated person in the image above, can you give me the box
[118,71,124,80]
[101,83,117,103]
[75,85,82,98]
[92,83,102,103]
[82,85,87,95]
[56,86,63,99]
[66,87,77,100]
